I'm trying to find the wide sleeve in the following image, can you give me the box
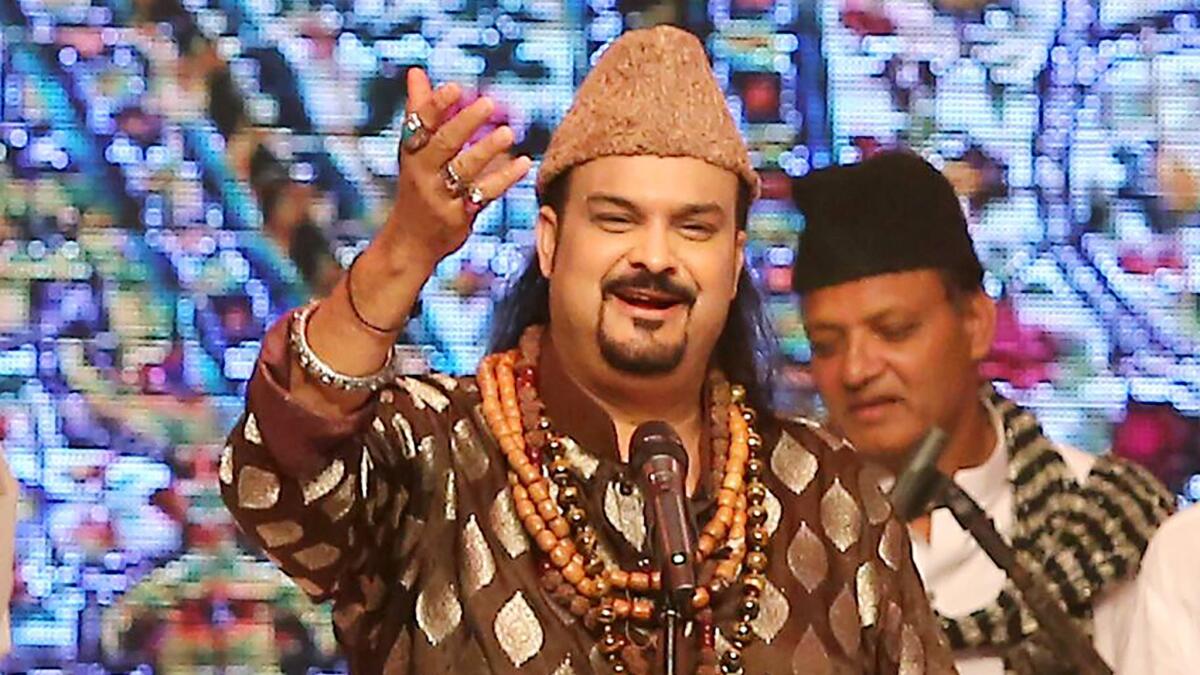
[769,420,957,674]
[832,446,958,674]
[218,308,452,654]
[867,509,959,674]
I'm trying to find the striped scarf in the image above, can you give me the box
[938,387,1175,669]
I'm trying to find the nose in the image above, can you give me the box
[841,333,884,391]
[626,221,677,276]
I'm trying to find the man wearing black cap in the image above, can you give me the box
[790,150,1175,674]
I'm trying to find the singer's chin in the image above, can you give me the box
[597,322,687,376]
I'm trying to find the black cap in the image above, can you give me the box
[791,150,983,294]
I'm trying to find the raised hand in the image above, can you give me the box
[381,68,533,271]
[296,69,532,403]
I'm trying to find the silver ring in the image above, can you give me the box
[465,185,488,215]
[401,111,430,153]
[466,185,487,207]
[442,162,466,196]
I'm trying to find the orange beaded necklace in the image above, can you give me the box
[477,325,772,674]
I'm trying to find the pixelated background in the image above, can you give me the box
[1,0,1199,670]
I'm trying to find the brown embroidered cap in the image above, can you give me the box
[537,25,760,198]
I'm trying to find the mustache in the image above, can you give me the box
[601,270,696,305]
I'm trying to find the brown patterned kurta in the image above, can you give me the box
[219,311,957,674]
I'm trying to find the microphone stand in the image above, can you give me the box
[663,604,680,675]
[891,430,1112,675]
[660,560,694,675]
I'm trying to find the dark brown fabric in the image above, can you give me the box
[220,310,958,674]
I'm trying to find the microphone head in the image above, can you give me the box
[890,427,949,521]
[629,421,688,474]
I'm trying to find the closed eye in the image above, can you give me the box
[878,322,918,342]
[594,214,636,231]
[679,222,716,240]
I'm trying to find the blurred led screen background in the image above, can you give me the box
[1,0,1199,670]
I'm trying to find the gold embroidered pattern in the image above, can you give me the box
[430,372,460,391]
[243,412,261,444]
[490,488,529,559]
[786,520,828,593]
[462,514,497,594]
[320,474,356,523]
[452,418,490,481]
[256,520,303,548]
[400,557,420,589]
[236,465,280,510]
[401,377,451,412]
[762,483,783,535]
[859,462,894,525]
[883,600,904,660]
[443,470,457,521]
[561,436,600,479]
[879,519,905,571]
[360,448,373,498]
[771,432,818,495]
[820,478,862,553]
[791,626,833,675]
[219,445,234,485]
[392,412,417,460]
[416,580,462,647]
[493,590,544,666]
[749,578,789,644]
[828,583,861,656]
[857,561,879,628]
[302,458,345,505]
[899,623,925,675]
[604,480,647,553]
[293,543,341,570]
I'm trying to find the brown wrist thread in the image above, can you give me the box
[346,252,405,334]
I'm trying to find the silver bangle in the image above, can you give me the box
[289,301,398,391]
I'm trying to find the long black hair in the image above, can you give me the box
[489,172,779,414]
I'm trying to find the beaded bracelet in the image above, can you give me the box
[289,301,399,391]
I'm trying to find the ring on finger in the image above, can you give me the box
[442,162,466,197]
[401,111,430,153]
[465,184,489,215]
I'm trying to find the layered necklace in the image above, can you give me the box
[476,325,773,675]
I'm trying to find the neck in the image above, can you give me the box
[553,344,709,494]
[905,393,996,542]
[936,397,997,477]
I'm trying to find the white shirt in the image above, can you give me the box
[1114,504,1200,675]
[909,400,1135,675]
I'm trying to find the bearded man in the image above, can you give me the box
[221,28,955,674]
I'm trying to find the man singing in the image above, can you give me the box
[220,27,955,674]
[791,150,1175,674]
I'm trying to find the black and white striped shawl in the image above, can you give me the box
[937,387,1175,668]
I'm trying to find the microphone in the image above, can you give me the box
[629,421,697,610]
[887,427,1112,674]
[889,427,948,521]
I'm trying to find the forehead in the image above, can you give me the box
[802,269,949,324]
[568,156,739,209]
